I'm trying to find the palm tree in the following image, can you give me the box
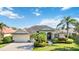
[57,16,77,39]
[0,23,6,40]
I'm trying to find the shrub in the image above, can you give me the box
[34,41,48,47]
[58,38,66,42]
[68,35,73,39]
[66,39,74,44]
[71,34,79,44]
[3,36,13,43]
[65,34,75,39]
[40,42,48,47]
[34,41,41,47]
[52,38,66,43]
[51,38,58,43]
[52,37,74,44]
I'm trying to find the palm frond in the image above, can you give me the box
[57,23,61,27]
[69,19,77,24]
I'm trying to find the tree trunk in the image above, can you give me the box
[67,22,69,39]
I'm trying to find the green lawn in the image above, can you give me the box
[33,43,79,51]
[0,44,5,48]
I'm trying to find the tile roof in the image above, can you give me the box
[0,27,16,34]
[27,25,55,33]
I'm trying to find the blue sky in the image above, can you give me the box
[0,7,79,28]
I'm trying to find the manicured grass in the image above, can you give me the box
[33,43,79,51]
[0,44,5,48]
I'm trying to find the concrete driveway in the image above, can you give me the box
[0,43,34,51]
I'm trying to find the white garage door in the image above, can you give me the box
[14,38,29,43]
[13,35,30,43]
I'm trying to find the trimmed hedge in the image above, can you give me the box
[66,39,74,44]
[52,38,74,44]
[51,38,59,43]
[34,41,48,47]
[52,38,66,43]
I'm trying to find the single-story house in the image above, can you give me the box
[56,28,77,38]
[26,25,57,40]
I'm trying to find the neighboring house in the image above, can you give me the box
[0,27,30,43]
[12,29,30,43]
[55,28,77,38]
[0,27,15,37]
[58,28,76,34]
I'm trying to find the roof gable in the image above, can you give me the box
[27,25,55,33]
[14,29,29,34]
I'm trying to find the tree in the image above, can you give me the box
[0,23,6,40]
[31,32,48,47]
[57,16,77,39]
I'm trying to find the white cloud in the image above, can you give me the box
[74,17,79,21]
[39,19,61,28]
[35,8,39,12]
[6,7,14,10]
[32,8,41,16]
[38,17,79,28]
[33,12,41,16]
[61,7,72,11]
[0,7,24,19]
[0,7,4,11]
[38,15,63,28]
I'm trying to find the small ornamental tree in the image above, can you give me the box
[31,32,48,47]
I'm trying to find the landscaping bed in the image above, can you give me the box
[32,31,79,51]
[33,43,79,51]
[0,36,13,48]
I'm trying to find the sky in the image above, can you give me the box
[0,7,79,28]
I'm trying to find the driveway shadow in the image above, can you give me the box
[16,44,34,50]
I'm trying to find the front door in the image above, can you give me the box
[47,32,52,40]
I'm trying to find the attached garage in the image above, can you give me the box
[12,29,30,43]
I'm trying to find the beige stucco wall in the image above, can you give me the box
[4,34,12,37]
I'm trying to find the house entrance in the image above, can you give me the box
[47,32,52,40]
